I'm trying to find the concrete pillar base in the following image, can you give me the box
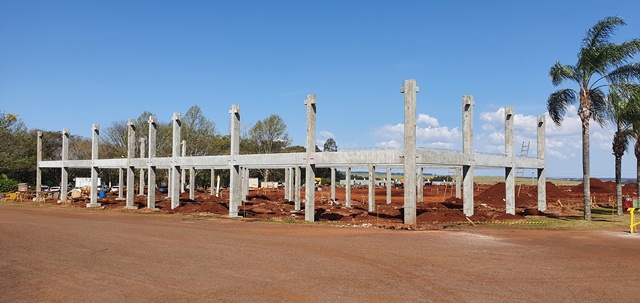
[86,203,102,208]
[125,205,138,210]
[116,198,126,201]
[147,207,159,211]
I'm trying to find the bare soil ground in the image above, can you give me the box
[35,178,638,229]
[2,203,640,302]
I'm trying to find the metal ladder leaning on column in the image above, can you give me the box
[516,141,530,196]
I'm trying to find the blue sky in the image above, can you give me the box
[1,0,640,178]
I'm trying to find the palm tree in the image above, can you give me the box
[548,16,640,220]
[609,88,637,215]
[623,90,640,203]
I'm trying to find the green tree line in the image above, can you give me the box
[0,105,343,191]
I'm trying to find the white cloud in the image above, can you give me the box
[370,123,404,139]
[370,115,460,149]
[375,140,401,150]
[417,114,439,127]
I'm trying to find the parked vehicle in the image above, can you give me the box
[50,186,61,192]
[110,186,119,193]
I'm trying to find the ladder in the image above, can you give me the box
[516,141,530,196]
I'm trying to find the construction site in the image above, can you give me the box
[26,79,554,225]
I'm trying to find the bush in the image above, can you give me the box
[0,174,19,193]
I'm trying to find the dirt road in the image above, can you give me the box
[1,203,640,302]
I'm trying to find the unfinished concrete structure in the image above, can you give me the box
[37,79,546,224]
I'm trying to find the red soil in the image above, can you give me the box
[37,179,638,229]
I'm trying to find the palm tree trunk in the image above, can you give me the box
[636,138,640,204]
[582,121,591,220]
[615,155,622,215]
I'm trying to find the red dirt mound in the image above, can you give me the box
[574,178,615,194]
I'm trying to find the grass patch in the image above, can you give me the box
[479,212,630,230]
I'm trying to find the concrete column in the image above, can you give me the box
[504,107,515,214]
[417,167,424,203]
[60,128,69,203]
[147,115,158,210]
[138,137,146,196]
[36,131,42,201]
[210,169,215,196]
[242,167,249,199]
[181,140,186,193]
[284,167,291,201]
[288,167,294,201]
[330,168,336,203]
[345,167,351,207]
[117,167,124,200]
[294,166,301,211]
[189,167,195,200]
[88,124,101,207]
[455,167,462,199]
[229,105,241,217]
[167,169,171,197]
[401,80,418,224]
[537,115,547,212]
[126,119,137,209]
[304,94,317,222]
[368,164,375,212]
[462,95,474,216]
[216,175,221,197]
[171,113,181,209]
[386,168,392,205]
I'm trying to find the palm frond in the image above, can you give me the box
[608,39,640,67]
[582,16,625,49]
[590,88,610,126]
[606,62,640,84]
[550,62,577,86]
[547,89,577,126]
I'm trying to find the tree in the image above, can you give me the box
[182,105,218,156]
[248,114,291,181]
[609,87,639,215]
[248,115,291,154]
[547,16,640,220]
[323,138,338,152]
[620,89,640,202]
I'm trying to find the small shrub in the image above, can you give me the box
[0,174,19,193]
